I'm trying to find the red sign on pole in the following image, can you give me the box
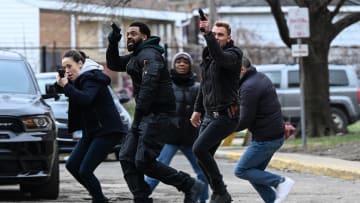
[288,8,310,38]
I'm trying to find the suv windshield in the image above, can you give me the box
[0,60,36,94]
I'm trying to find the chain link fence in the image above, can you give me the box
[1,45,359,93]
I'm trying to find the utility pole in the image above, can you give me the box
[207,0,216,27]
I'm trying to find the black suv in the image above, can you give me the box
[0,50,59,199]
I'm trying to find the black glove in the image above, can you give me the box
[108,30,122,44]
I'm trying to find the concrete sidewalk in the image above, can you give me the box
[216,146,360,180]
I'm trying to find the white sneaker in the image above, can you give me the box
[274,177,295,203]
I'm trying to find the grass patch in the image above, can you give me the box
[348,120,360,132]
[282,121,360,149]
[284,134,360,148]
[233,121,360,149]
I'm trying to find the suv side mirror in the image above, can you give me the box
[42,84,60,100]
[46,84,57,94]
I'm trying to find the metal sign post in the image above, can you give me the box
[288,8,310,149]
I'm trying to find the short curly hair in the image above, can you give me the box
[129,21,151,38]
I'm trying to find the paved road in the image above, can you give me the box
[0,154,359,203]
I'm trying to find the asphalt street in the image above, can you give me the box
[0,152,360,203]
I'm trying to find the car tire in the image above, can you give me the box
[20,151,60,199]
[331,107,349,133]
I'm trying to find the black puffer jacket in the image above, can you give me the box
[194,32,243,113]
[169,69,200,146]
[106,36,176,124]
[62,67,127,137]
[237,66,284,141]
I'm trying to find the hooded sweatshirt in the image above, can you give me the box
[63,59,127,137]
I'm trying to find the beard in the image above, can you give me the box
[127,38,143,52]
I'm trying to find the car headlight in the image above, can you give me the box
[21,115,53,131]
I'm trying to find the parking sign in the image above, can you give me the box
[288,8,310,38]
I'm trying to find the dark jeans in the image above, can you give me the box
[66,134,120,201]
[193,114,238,194]
[119,114,195,200]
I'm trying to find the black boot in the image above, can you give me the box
[92,197,109,203]
[120,161,152,201]
[134,197,153,203]
[209,191,232,203]
[184,180,205,203]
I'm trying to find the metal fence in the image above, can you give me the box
[1,44,359,90]
[1,44,359,70]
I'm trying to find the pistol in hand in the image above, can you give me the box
[57,67,65,78]
[198,8,207,32]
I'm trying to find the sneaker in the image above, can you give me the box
[184,180,206,203]
[209,191,232,203]
[274,177,295,203]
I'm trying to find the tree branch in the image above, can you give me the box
[330,0,346,19]
[294,0,306,7]
[265,0,294,47]
[330,13,360,41]
[62,0,130,7]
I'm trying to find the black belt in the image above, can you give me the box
[209,109,229,118]
[208,104,240,119]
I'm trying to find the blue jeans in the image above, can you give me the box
[144,144,209,202]
[234,137,284,203]
[66,135,120,201]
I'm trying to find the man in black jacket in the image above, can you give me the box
[234,57,295,203]
[190,19,242,203]
[106,22,204,203]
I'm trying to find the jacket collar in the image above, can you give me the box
[239,66,257,86]
[132,36,164,56]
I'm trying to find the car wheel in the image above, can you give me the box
[331,107,348,133]
[20,152,60,199]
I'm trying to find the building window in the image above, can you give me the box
[99,22,112,48]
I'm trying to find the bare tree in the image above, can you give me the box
[62,0,131,7]
[265,0,360,137]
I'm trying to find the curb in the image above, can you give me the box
[216,149,360,180]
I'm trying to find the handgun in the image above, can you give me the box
[198,8,206,21]
[57,67,65,78]
[111,22,121,33]
[198,8,207,32]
